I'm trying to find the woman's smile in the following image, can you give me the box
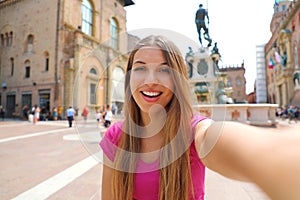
[141,90,162,102]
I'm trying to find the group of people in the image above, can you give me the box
[100,35,300,200]
[22,105,61,123]
[95,105,114,128]
[277,105,299,123]
[66,104,114,128]
[0,103,116,128]
[28,104,40,124]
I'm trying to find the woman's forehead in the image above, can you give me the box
[133,46,167,63]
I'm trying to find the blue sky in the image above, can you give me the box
[125,0,276,94]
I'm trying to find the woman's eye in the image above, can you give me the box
[159,67,171,73]
[133,66,146,71]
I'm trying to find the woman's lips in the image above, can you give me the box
[141,91,162,102]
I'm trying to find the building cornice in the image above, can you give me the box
[280,0,300,29]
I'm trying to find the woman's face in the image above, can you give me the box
[130,46,175,114]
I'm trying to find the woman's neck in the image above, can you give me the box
[139,108,166,151]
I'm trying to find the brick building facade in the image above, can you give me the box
[218,64,247,103]
[0,0,134,118]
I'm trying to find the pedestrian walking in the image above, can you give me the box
[100,105,107,125]
[0,105,5,121]
[58,106,63,120]
[112,103,117,115]
[29,104,39,124]
[52,107,58,121]
[95,109,102,128]
[288,105,297,124]
[104,104,113,128]
[40,106,47,121]
[22,104,29,120]
[82,106,89,123]
[34,105,40,124]
[66,106,76,127]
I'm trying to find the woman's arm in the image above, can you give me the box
[101,156,114,200]
[195,120,300,200]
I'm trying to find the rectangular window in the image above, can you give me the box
[22,92,32,109]
[81,3,92,36]
[110,23,118,49]
[282,5,286,11]
[110,18,118,49]
[39,90,50,111]
[25,66,30,78]
[11,62,14,76]
[90,83,96,104]
[6,93,16,118]
[45,58,49,71]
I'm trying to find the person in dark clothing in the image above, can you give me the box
[22,104,29,120]
[66,106,76,127]
[0,105,5,121]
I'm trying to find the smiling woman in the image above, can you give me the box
[100,35,300,200]
[101,35,199,200]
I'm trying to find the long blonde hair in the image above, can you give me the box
[112,35,194,200]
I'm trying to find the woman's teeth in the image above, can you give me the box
[142,91,161,97]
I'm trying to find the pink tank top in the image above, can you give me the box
[100,114,206,200]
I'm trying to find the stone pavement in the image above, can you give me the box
[1,117,299,200]
[205,169,270,200]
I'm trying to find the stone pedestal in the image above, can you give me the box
[186,47,232,104]
[194,104,278,126]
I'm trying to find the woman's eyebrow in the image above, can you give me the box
[133,60,168,66]
[133,60,146,65]
[160,62,168,66]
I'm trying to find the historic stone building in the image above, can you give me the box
[218,63,247,103]
[0,0,134,118]
[265,0,300,107]
[185,46,247,104]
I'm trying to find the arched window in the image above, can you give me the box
[25,60,31,78]
[81,0,93,36]
[5,33,9,47]
[236,77,242,86]
[9,31,13,46]
[227,78,232,87]
[89,68,97,75]
[110,18,118,49]
[90,83,96,104]
[112,66,125,102]
[27,35,34,52]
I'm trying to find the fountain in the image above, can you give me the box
[186,47,277,126]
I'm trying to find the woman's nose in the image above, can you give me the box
[144,70,158,84]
